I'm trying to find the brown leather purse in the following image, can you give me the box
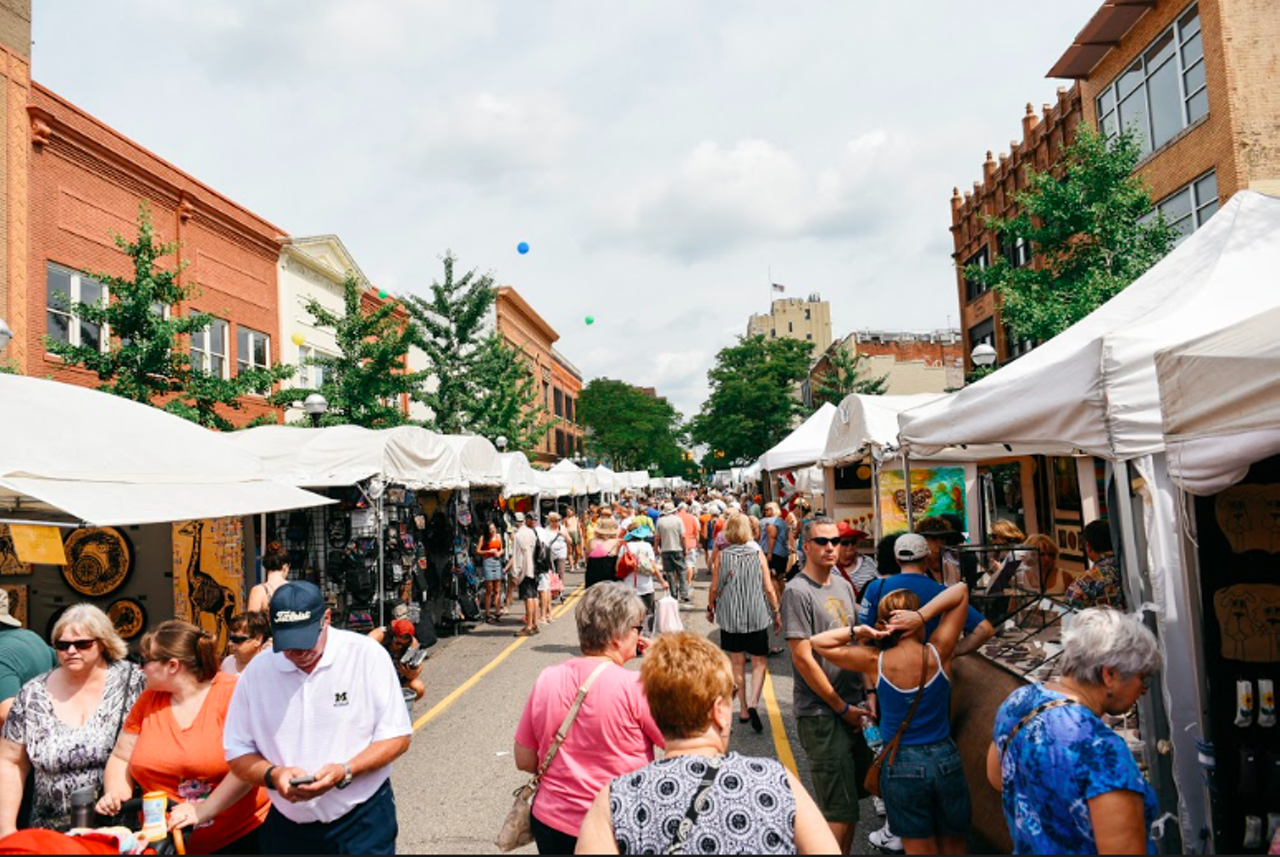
[863,643,931,798]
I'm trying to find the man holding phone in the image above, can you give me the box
[224,583,412,855]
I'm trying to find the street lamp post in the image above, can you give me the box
[495,436,509,453]
[303,393,328,428]
[971,342,998,370]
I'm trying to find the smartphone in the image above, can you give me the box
[289,775,317,786]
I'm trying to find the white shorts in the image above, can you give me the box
[536,572,551,593]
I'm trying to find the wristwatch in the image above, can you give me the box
[263,765,278,791]
[335,763,354,791]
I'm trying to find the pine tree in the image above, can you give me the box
[45,203,292,430]
[813,346,888,405]
[466,333,551,451]
[274,274,427,428]
[404,253,496,434]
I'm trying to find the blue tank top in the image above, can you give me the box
[761,517,788,557]
[877,644,952,746]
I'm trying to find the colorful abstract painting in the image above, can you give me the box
[879,467,967,533]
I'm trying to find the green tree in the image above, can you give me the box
[966,126,1179,345]
[578,378,688,473]
[466,333,551,452]
[45,203,291,430]
[404,253,496,434]
[690,335,813,466]
[813,346,887,405]
[273,274,427,428]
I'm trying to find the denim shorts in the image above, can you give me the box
[482,558,504,582]
[881,738,972,840]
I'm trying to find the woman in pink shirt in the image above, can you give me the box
[513,583,664,854]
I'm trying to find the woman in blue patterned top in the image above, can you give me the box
[987,608,1161,855]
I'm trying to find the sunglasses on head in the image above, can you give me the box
[54,639,96,652]
[808,537,840,547]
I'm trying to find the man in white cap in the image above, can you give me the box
[656,501,690,603]
[0,589,54,728]
[225,582,412,854]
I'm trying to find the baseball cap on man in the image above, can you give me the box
[269,582,327,651]
[513,512,525,523]
[895,533,930,562]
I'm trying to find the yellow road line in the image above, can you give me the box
[761,669,798,777]
[412,584,586,733]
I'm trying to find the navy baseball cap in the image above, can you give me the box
[269,582,327,651]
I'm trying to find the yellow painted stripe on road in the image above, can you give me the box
[412,584,586,733]
[762,670,798,777]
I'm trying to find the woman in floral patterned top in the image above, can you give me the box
[1065,521,1127,611]
[0,605,144,834]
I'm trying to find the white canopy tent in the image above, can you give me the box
[758,403,838,473]
[1156,306,1280,495]
[593,465,618,494]
[225,424,487,490]
[437,435,504,488]
[821,393,945,466]
[497,452,542,497]
[547,459,589,497]
[0,374,331,527]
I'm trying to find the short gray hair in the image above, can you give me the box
[575,583,646,655]
[804,516,837,540]
[1060,608,1161,685]
[51,603,129,662]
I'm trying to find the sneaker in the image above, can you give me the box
[872,796,886,817]
[868,823,903,854]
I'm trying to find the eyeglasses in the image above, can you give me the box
[632,625,645,634]
[54,639,96,652]
[838,539,858,547]
[808,537,840,547]
[228,634,251,645]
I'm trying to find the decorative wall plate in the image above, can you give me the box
[1,584,28,628]
[0,525,33,576]
[107,598,147,641]
[62,527,133,597]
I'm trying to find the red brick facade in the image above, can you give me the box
[23,84,286,426]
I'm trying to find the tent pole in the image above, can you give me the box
[904,454,915,532]
[871,456,882,543]
[259,513,267,585]
[377,493,386,628]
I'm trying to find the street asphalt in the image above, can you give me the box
[391,558,879,854]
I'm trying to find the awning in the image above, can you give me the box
[498,452,542,497]
[758,403,838,473]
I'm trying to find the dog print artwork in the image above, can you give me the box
[1213,584,1280,663]
[1215,485,1280,553]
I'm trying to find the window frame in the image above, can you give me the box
[45,262,109,354]
[964,247,991,302]
[235,325,273,394]
[1140,169,1218,243]
[190,316,230,380]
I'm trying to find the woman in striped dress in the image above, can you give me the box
[706,513,781,734]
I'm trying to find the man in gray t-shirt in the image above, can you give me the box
[781,517,873,853]
[656,504,690,602]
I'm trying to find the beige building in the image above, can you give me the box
[803,330,965,406]
[747,294,832,354]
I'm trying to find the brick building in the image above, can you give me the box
[952,0,1279,370]
[491,285,583,465]
[804,329,964,406]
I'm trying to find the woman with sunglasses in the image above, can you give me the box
[220,612,272,676]
[97,620,269,854]
[0,604,145,836]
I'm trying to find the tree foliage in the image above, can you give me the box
[690,335,813,466]
[578,378,688,473]
[45,203,292,430]
[965,126,1178,345]
[466,333,551,452]
[813,346,887,406]
[404,253,496,434]
[273,274,427,428]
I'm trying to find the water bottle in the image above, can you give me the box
[70,786,96,829]
[863,719,884,755]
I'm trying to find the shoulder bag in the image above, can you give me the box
[495,661,612,851]
[616,543,639,579]
[863,643,930,798]
[1000,697,1083,760]
[665,755,723,855]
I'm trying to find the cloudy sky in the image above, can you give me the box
[33,0,1098,418]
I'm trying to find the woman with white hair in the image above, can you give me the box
[987,608,1162,854]
[0,604,145,835]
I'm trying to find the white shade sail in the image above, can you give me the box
[1157,306,1280,494]
[821,393,944,466]
[899,191,1280,461]
[758,402,838,473]
[0,374,332,526]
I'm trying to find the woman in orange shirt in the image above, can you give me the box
[96,621,268,854]
[478,520,506,623]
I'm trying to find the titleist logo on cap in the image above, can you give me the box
[275,610,313,623]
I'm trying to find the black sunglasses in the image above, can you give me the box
[54,639,96,652]
[838,539,858,547]
[228,634,252,645]
[808,537,840,547]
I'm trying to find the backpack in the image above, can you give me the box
[533,534,554,573]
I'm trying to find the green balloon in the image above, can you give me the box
[378,290,389,299]
[585,316,595,325]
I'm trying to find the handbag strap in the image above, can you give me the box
[666,755,723,855]
[1001,697,1083,760]
[531,661,612,786]
[880,643,932,768]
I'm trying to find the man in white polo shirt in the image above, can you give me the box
[225,582,412,855]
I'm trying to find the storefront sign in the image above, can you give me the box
[8,524,68,566]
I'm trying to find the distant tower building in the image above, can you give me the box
[746,293,832,354]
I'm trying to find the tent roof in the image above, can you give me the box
[821,393,944,466]
[497,452,542,497]
[0,374,331,526]
[899,191,1280,461]
[1157,306,1280,494]
[225,425,488,490]
[758,403,838,472]
[435,435,503,487]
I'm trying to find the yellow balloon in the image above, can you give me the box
[291,332,306,347]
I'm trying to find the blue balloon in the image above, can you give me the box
[517,241,530,254]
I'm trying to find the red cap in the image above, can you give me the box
[837,522,869,541]
[391,619,415,637]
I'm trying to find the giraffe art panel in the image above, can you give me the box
[172,518,245,651]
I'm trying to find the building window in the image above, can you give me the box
[964,247,990,301]
[555,429,566,458]
[236,326,271,393]
[806,333,812,340]
[576,436,584,456]
[191,318,229,379]
[969,317,996,352]
[1096,4,1206,155]
[804,309,811,320]
[788,322,793,333]
[46,263,107,352]
[297,345,327,389]
[565,397,575,424]
[1000,234,1032,268]
[554,387,564,417]
[1140,170,1218,243]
